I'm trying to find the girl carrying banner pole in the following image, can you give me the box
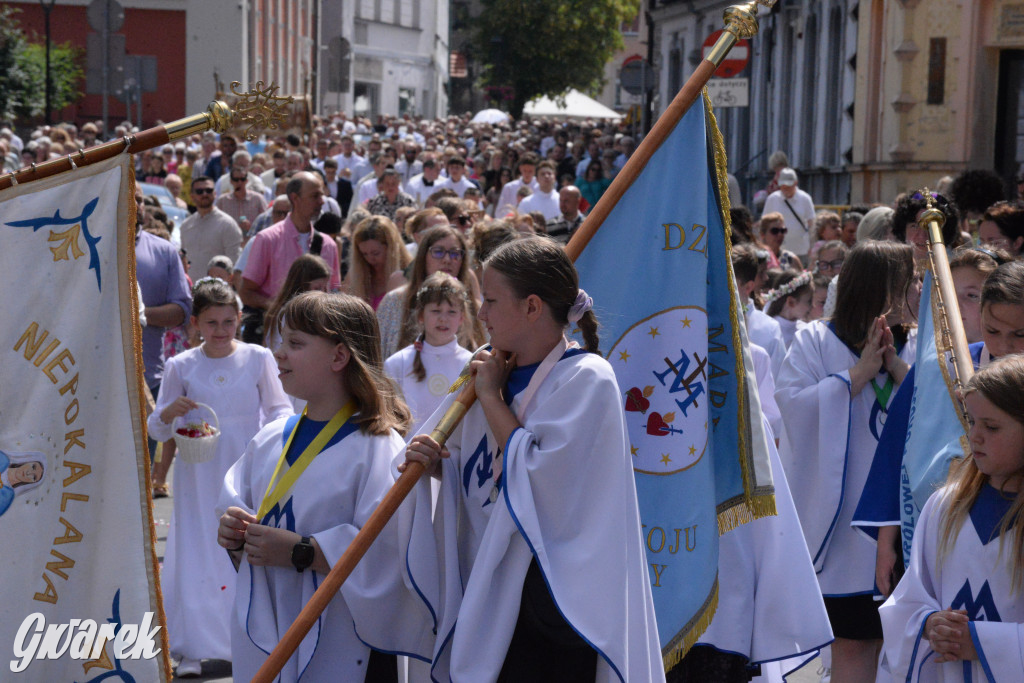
[401,238,663,682]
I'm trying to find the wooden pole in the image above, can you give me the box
[252,3,767,679]
[0,101,232,192]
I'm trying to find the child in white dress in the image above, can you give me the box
[385,271,474,436]
[147,277,292,677]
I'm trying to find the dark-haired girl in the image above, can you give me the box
[775,241,918,681]
[401,237,663,682]
[147,277,292,677]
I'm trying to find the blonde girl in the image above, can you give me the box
[345,216,411,310]
[880,355,1024,681]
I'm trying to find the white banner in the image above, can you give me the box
[0,156,170,681]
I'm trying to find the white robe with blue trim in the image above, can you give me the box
[399,351,663,683]
[880,487,1024,682]
[217,417,434,683]
[775,321,915,595]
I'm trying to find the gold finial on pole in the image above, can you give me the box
[165,100,233,141]
[705,1,773,67]
[918,187,973,424]
[229,81,295,141]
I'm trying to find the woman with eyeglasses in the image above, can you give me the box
[813,240,848,280]
[759,212,804,271]
[578,160,611,209]
[376,225,484,358]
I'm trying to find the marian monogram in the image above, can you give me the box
[609,307,710,475]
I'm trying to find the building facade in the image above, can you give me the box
[650,0,856,207]
[648,0,1024,207]
[12,0,448,131]
[319,0,449,119]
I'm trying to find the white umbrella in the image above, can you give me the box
[471,108,511,124]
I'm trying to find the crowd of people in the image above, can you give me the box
[6,110,1024,682]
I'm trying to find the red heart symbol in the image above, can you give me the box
[625,387,650,413]
[646,412,669,436]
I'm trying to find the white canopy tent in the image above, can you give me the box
[523,89,623,121]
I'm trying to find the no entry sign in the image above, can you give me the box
[702,30,750,78]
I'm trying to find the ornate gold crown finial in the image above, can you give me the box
[918,187,947,232]
[230,81,295,141]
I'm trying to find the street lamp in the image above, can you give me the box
[40,0,58,125]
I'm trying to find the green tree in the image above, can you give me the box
[0,6,32,120]
[472,0,642,117]
[0,6,83,121]
[17,41,85,119]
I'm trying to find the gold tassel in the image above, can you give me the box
[662,576,720,671]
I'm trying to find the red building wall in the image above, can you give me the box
[14,5,186,130]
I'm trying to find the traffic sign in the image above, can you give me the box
[87,0,124,33]
[706,78,749,108]
[702,30,750,78]
[620,55,656,96]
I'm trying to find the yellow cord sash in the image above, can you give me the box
[255,401,356,522]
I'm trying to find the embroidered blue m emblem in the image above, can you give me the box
[951,578,1001,622]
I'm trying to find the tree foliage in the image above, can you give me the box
[472,0,642,118]
[0,6,32,121]
[0,6,84,121]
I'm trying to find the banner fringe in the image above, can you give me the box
[703,89,771,517]
[662,576,719,671]
[126,168,174,681]
[718,494,779,535]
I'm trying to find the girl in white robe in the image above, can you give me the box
[764,269,813,350]
[147,278,292,676]
[216,291,434,683]
[401,238,663,683]
[880,355,1024,682]
[385,271,474,436]
[775,241,917,682]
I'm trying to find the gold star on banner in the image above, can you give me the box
[630,444,638,457]
[689,444,697,456]
[619,349,631,362]
[648,326,660,339]
[660,453,671,465]
[681,317,692,328]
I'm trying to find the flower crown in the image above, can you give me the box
[192,276,231,293]
[763,270,813,307]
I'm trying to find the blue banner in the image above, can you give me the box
[573,94,772,667]
[899,271,968,566]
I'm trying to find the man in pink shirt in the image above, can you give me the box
[239,171,341,342]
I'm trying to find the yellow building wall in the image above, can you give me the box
[851,0,1024,204]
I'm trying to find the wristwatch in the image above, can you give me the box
[291,536,315,573]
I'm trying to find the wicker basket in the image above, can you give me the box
[172,403,221,464]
